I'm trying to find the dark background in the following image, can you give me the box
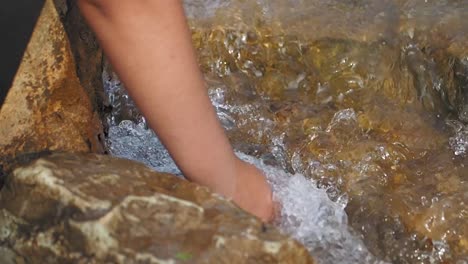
[0,0,45,107]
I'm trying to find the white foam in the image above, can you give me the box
[237,153,386,264]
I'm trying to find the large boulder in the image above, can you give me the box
[0,153,314,264]
[0,0,104,172]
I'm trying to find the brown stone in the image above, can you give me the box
[0,0,104,172]
[0,153,314,264]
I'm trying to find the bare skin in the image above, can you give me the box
[77,0,274,221]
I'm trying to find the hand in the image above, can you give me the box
[231,159,275,222]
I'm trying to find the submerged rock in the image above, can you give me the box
[0,153,314,264]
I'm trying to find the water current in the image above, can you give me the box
[104,1,467,263]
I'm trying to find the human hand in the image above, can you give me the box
[231,159,275,222]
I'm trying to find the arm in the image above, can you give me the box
[77,0,274,221]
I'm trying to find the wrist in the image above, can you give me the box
[209,157,247,200]
[183,155,240,200]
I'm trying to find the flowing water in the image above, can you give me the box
[104,1,468,263]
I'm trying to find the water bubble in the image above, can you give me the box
[447,120,468,156]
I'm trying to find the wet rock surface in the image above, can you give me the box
[0,153,314,264]
[0,0,104,172]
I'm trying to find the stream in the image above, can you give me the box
[104,1,468,263]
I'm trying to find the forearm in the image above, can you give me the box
[78,0,238,196]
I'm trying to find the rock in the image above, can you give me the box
[56,0,107,124]
[0,0,104,172]
[0,153,314,264]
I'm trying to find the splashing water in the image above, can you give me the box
[106,117,385,264]
[103,72,383,263]
[107,120,180,175]
[238,153,387,264]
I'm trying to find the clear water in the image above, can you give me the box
[104,0,468,263]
